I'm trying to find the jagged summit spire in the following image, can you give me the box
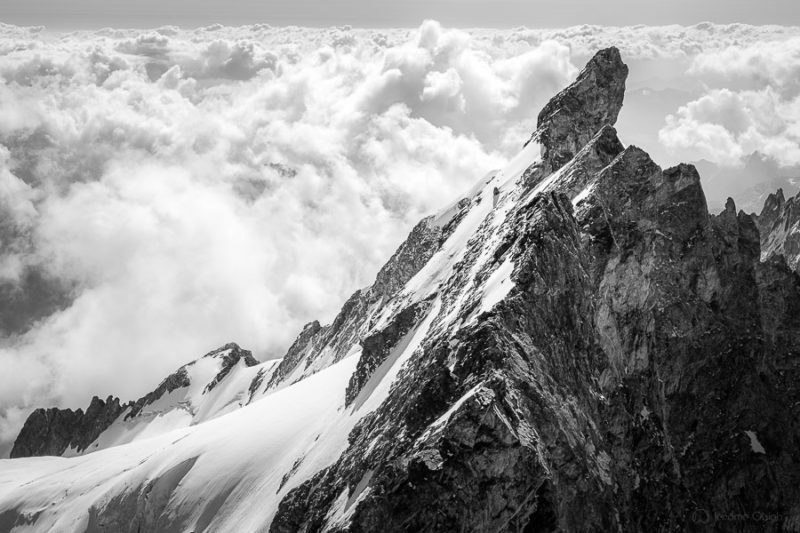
[760,187,786,218]
[725,196,737,214]
[528,46,628,171]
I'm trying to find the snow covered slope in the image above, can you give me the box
[3,47,800,533]
[0,354,358,532]
[10,343,278,458]
[75,343,280,455]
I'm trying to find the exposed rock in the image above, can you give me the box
[373,216,444,298]
[124,369,190,421]
[203,342,260,393]
[755,188,800,272]
[248,368,267,403]
[345,297,434,406]
[126,342,257,418]
[10,395,126,458]
[528,46,628,172]
[265,321,325,389]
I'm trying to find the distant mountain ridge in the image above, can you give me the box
[695,152,800,214]
[11,343,269,458]
[755,187,800,273]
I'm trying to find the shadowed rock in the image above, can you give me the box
[528,47,628,172]
[10,396,126,458]
[755,187,800,272]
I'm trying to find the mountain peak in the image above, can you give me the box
[725,196,737,215]
[761,188,786,216]
[201,342,259,366]
[529,46,628,171]
[10,341,267,458]
[756,187,800,271]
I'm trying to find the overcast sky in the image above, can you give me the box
[3,0,800,29]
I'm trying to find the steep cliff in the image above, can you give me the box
[756,188,800,273]
[9,396,126,458]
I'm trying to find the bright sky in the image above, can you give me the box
[3,0,799,29]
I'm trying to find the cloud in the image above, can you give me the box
[116,31,171,58]
[657,35,800,168]
[659,87,800,167]
[0,20,800,453]
[688,36,800,96]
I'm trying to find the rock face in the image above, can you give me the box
[528,46,627,172]
[755,188,800,272]
[6,47,800,533]
[10,395,126,458]
[271,48,800,533]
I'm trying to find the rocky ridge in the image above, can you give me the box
[270,48,800,533]
[9,395,126,458]
[10,342,262,458]
[756,188,800,273]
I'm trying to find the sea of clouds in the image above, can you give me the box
[0,20,799,453]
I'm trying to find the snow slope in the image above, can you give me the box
[0,354,357,532]
[60,345,280,457]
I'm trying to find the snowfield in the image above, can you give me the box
[1,354,358,531]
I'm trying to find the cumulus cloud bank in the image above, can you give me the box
[0,20,799,452]
[660,37,800,167]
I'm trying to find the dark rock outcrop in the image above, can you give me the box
[755,188,800,272]
[203,342,259,393]
[10,395,126,458]
[264,320,324,390]
[345,297,434,406]
[528,46,628,171]
[124,368,191,421]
